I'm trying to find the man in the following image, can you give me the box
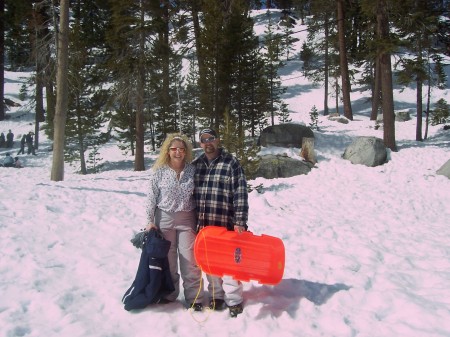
[0,132,5,147]
[6,129,14,148]
[17,134,26,155]
[2,153,15,167]
[26,132,36,155]
[193,128,249,318]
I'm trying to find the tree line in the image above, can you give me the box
[0,0,448,181]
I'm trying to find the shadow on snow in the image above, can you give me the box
[245,278,351,319]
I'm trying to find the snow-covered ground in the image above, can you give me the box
[1,9,450,337]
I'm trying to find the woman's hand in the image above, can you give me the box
[144,223,158,232]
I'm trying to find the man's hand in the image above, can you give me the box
[234,225,246,234]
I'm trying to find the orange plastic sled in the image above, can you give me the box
[194,226,285,285]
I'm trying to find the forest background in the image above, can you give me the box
[0,0,449,179]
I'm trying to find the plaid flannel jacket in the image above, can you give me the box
[193,148,249,230]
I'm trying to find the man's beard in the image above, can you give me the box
[204,145,216,154]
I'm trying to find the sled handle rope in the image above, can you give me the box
[189,229,215,323]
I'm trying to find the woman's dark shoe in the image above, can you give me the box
[190,303,203,312]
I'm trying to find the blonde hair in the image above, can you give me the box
[152,133,193,171]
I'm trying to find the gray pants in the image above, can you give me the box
[155,208,204,304]
[207,274,243,306]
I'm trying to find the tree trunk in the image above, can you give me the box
[0,0,5,121]
[33,4,46,125]
[34,122,40,150]
[51,0,70,181]
[424,60,431,140]
[191,1,207,132]
[323,16,329,116]
[416,78,423,141]
[134,0,146,171]
[45,5,57,132]
[415,42,423,141]
[77,100,87,175]
[335,77,339,114]
[377,0,397,151]
[32,3,51,150]
[337,0,353,121]
[34,70,44,151]
[371,57,381,120]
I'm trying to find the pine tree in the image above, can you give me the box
[279,11,296,62]
[136,1,188,148]
[221,107,260,181]
[3,0,33,70]
[86,144,104,173]
[299,41,315,77]
[146,34,183,144]
[106,0,155,170]
[394,0,445,141]
[31,0,58,144]
[226,0,263,138]
[261,10,287,126]
[111,99,136,156]
[64,0,109,175]
[309,105,319,130]
[181,56,201,143]
[302,0,338,116]
[278,102,291,123]
[196,0,223,127]
[431,98,449,125]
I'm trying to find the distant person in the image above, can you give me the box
[6,130,14,148]
[14,157,23,168]
[17,135,26,155]
[0,132,5,147]
[2,153,15,167]
[26,132,36,155]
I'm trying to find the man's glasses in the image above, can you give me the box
[169,147,186,153]
[201,136,216,144]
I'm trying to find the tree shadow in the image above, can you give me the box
[244,278,351,319]
[396,125,450,150]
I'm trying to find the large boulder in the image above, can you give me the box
[259,124,314,148]
[256,154,313,179]
[395,110,411,122]
[328,115,350,124]
[343,137,387,167]
[436,159,450,179]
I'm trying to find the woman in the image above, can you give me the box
[145,133,204,311]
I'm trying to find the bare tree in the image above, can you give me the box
[51,0,69,181]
